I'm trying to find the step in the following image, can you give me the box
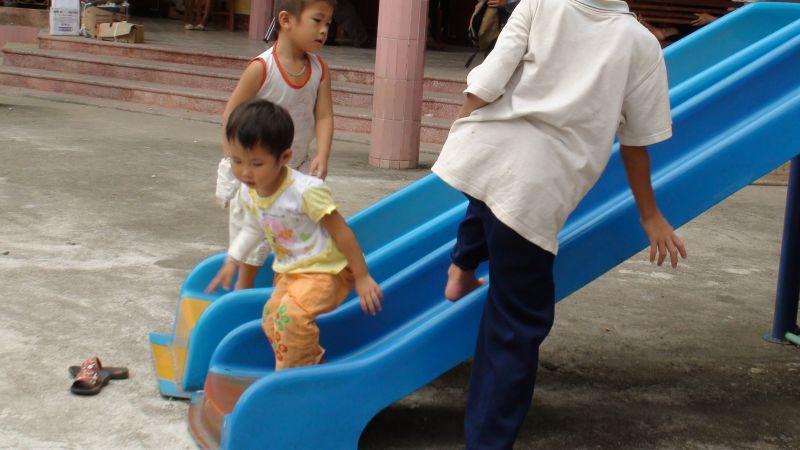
[334,105,452,145]
[333,79,461,119]
[6,43,462,118]
[334,130,442,155]
[3,42,241,92]
[4,85,446,154]
[38,34,250,70]
[37,34,467,94]
[327,66,466,95]
[0,65,228,114]
[421,90,462,119]
[0,85,224,123]
[0,67,453,143]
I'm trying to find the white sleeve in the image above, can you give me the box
[617,55,673,147]
[464,0,535,103]
[228,199,266,263]
[215,157,240,207]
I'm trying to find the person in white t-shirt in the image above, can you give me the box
[431,0,687,447]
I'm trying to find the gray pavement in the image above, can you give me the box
[0,89,798,449]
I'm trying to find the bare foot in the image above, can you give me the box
[444,264,485,302]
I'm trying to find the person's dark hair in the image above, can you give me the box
[225,100,294,158]
[264,0,335,42]
[275,0,336,19]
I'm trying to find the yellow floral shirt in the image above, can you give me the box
[228,168,347,274]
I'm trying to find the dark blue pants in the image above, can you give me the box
[451,196,556,450]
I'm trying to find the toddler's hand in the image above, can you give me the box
[641,212,687,268]
[355,275,384,316]
[206,259,239,293]
[309,156,328,180]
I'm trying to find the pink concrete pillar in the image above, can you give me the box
[249,0,274,41]
[369,0,428,169]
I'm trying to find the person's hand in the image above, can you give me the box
[488,0,508,7]
[309,156,328,180]
[206,259,239,293]
[355,274,384,316]
[641,212,687,268]
[692,12,717,27]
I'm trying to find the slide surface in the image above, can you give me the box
[146,3,800,448]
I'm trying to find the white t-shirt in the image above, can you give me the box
[432,0,672,254]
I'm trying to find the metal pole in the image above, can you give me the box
[765,156,800,343]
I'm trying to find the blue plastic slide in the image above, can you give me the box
[150,175,465,397]
[145,3,800,448]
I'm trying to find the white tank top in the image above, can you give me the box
[251,43,325,170]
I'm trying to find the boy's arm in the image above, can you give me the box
[320,211,384,316]
[311,63,334,179]
[465,0,533,105]
[221,61,266,156]
[620,145,687,268]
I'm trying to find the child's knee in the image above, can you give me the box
[271,294,325,369]
[261,295,282,340]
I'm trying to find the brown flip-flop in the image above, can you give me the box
[69,365,129,380]
[70,357,115,396]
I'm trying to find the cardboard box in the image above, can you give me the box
[80,6,113,38]
[97,21,144,43]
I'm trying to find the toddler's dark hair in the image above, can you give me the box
[225,100,294,158]
[275,0,336,18]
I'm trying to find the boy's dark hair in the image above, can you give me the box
[275,0,336,18]
[265,0,335,42]
[225,100,294,158]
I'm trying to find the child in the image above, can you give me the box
[216,0,336,290]
[431,0,687,448]
[207,100,383,370]
[184,0,210,30]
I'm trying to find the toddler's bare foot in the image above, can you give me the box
[444,264,485,302]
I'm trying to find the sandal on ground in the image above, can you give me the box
[69,364,129,380]
[70,357,112,396]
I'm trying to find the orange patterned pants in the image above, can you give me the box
[262,269,354,371]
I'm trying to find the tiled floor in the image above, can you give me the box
[133,17,473,81]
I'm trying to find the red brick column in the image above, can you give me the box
[248,0,274,41]
[369,0,428,169]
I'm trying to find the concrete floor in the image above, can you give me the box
[0,88,798,449]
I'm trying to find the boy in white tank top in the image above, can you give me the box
[216,0,336,289]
